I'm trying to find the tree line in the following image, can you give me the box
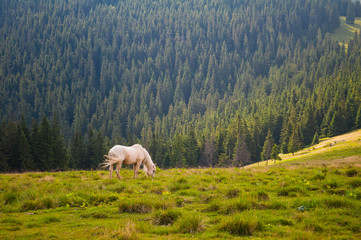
[0,115,105,172]
[1,0,361,171]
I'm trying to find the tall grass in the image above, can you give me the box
[219,213,263,236]
[1,157,361,239]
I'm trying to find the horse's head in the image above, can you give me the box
[147,163,156,177]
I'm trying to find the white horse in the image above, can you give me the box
[100,144,156,179]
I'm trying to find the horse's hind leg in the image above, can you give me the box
[109,164,113,179]
[115,162,122,180]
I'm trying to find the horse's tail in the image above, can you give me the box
[98,155,121,168]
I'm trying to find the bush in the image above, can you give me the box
[153,209,181,225]
[219,214,262,236]
[278,186,305,197]
[226,189,240,199]
[177,215,205,233]
[322,196,354,208]
[345,169,358,177]
[20,200,42,212]
[118,221,139,240]
[118,199,153,213]
[81,212,109,219]
[257,191,269,201]
[118,197,171,214]
[3,191,18,205]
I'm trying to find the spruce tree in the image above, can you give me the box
[39,115,52,170]
[19,129,35,171]
[51,114,68,170]
[271,144,280,164]
[70,130,86,169]
[0,121,9,172]
[261,129,274,161]
[184,124,199,167]
[311,132,320,145]
[288,126,302,155]
[355,105,361,129]
[233,133,251,167]
[346,0,355,24]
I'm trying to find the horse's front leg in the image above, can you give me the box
[133,162,141,178]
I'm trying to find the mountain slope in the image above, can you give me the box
[247,129,361,168]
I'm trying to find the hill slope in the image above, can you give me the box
[247,129,361,168]
[331,16,361,48]
[1,144,361,239]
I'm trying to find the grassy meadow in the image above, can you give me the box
[331,16,361,48]
[1,131,361,239]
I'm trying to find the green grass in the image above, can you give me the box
[1,131,361,239]
[330,16,361,48]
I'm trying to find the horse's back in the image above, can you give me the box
[108,145,127,158]
[108,144,145,164]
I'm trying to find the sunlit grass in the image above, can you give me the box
[330,16,361,49]
[1,134,361,239]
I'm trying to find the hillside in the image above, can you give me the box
[1,140,361,239]
[1,0,361,172]
[331,16,361,48]
[247,129,361,168]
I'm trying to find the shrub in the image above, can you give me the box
[42,216,61,224]
[226,189,240,199]
[152,209,181,225]
[322,196,353,208]
[348,178,361,188]
[257,191,269,201]
[118,197,171,214]
[177,215,205,233]
[3,191,19,205]
[345,169,358,177]
[20,200,42,212]
[118,221,139,240]
[81,212,109,219]
[118,199,153,213]
[40,197,56,209]
[219,214,262,236]
[278,186,304,197]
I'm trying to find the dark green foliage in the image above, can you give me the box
[311,132,320,145]
[0,116,69,172]
[152,209,181,225]
[219,214,263,236]
[346,0,355,24]
[0,0,360,171]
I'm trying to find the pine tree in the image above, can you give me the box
[200,134,216,167]
[31,120,41,170]
[170,133,186,168]
[0,121,9,172]
[51,114,68,170]
[288,125,302,155]
[355,105,361,129]
[38,115,53,170]
[19,129,35,171]
[271,144,280,164]
[70,130,86,169]
[346,0,355,24]
[184,124,199,167]
[233,133,251,167]
[311,132,320,145]
[261,129,274,161]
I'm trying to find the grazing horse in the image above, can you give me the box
[100,144,156,179]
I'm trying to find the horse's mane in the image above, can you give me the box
[138,145,153,174]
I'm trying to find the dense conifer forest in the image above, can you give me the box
[1,0,361,171]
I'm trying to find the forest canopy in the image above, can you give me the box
[1,0,361,171]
